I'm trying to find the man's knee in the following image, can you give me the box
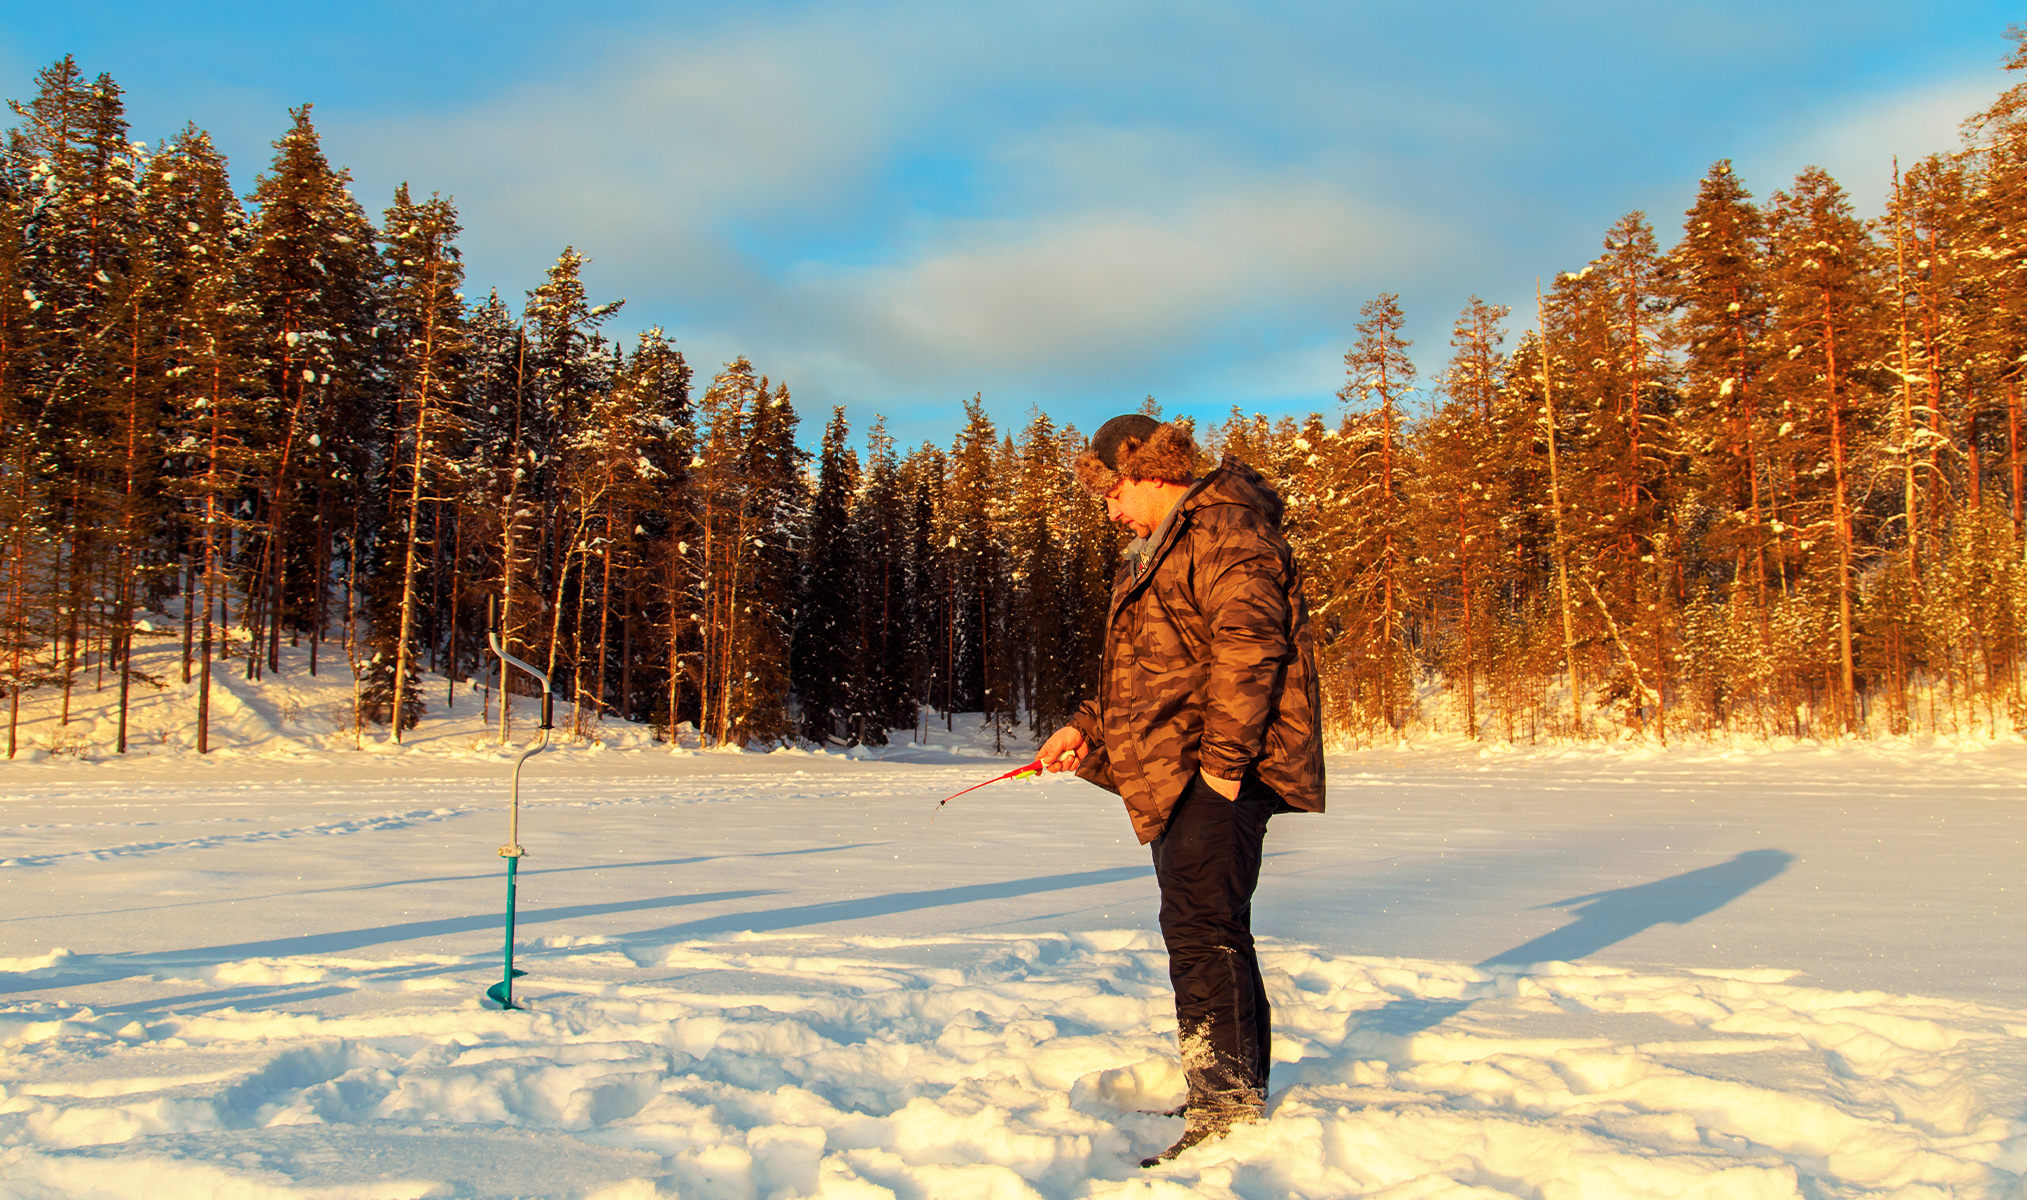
[1167,942,1261,1004]
[1159,903,1252,948]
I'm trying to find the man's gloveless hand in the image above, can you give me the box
[1038,725,1087,772]
[1198,770,1240,800]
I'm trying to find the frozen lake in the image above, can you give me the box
[2,735,2024,1197]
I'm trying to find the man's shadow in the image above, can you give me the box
[1357,849,1795,1039]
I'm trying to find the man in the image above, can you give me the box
[1038,413,1324,1167]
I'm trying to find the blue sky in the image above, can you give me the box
[3,2,2019,449]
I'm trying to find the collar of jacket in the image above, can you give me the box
[1125,474,1210,578]
[1110,473,1214,626]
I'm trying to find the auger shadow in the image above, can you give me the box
[1,841,888,925]
[620,865,1154,942]
[8,863,1157,1007]
[1353,849,1795,1043]
[148,888,780,964]
[0,888,778,998]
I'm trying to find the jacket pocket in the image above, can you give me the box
[1128,659,1210,747]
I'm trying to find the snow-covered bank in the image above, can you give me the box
[3,725,2026,1195]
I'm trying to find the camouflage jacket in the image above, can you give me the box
[1070,457,1325,843]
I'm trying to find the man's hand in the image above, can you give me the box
[1039,725,1088,772]
[1199,769,1241,800]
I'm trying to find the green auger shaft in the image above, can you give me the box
[487,599,545,1011]
[494,853,525,1009]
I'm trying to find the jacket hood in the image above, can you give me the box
[1123,456,1285,596]
[1186,456,1285,529]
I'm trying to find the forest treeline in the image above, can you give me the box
[10,39,2027,757]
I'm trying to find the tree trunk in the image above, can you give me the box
[1823,297,1857,734]
[446,503,463,709]
[181,553,194,685]
[1537,290,1582,727]
[1457,493,1476,739]
[2009,382,2023,537]
[391,382,431,744]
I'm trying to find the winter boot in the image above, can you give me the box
[1138,1100,1263,1167]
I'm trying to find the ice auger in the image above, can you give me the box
[486,602,553,1010]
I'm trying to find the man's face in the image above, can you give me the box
[1105,476,1176,539]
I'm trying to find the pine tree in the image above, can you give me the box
[0,128,43,757]
[243,104,381,681]
[461,291,529,735]
[1537,220,1681,739]
[8,60,146,729]
[685,358,802,745]
[363,184,466,737]
[1587,213,1677,737]
[146,125,254,754]
[691,358,756,744]
[1668,161,1777,731]
[1420,297,1510,738]
[103,130,188,753]
[1511,314,1586,732]
[1965,24,2027,445]
[1335,293,1418,733]
[1765,167,1888,733]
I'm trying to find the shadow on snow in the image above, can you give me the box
[1355,849,1796,1040]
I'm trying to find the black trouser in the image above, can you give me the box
[1150,771,1275,1110]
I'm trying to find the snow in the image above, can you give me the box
[2,646,2026,1197]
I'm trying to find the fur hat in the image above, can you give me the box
[1074,415,1202,496]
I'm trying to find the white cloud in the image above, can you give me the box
[334,9,920,286]
[790,178,1428,379]
[331,5,1443,409]
[299,1,2016,448]
[1740,74,1998,212]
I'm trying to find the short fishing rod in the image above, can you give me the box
[932,750,1078,816]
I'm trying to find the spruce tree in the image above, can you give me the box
[558,331,672,731]
[620,327,690,729]
[1012,410,1078,739]
[793,406,861,742]
[517,247,619,688]
[730,379,803,744]
[1055,423,1118,729]
[945,395,999,719]
[900,442,951,729]
[850,415,916,741]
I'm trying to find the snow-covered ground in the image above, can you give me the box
[2,645,2026,1197]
